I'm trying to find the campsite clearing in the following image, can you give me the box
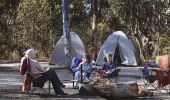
[0,62,170,100]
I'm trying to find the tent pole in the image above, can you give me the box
[61,0,71,68]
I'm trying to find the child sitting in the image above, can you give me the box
[74,55,93,88]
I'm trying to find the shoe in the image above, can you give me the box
[61,84,65,88]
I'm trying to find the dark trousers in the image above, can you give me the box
[36,69,64,94]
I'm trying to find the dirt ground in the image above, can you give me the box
[0,62,170,100]
[0,63,105,100]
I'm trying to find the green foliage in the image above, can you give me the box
[107,0,170,59]
[160,31,170,53]
[0,0,169,61]
[16,0,51,55]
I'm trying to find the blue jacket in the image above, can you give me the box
[82,62,93,73]
[71,56,82,72]
[102,62,115,72]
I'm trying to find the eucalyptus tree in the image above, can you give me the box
[68,0,114,59]
[0,0,20,59]
[108,0,170,59]
[16,0,53,57]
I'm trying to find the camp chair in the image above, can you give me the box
[153,55,170,93]
[140,67,157,92]
[27,73,50,96]
[68,69,76,87]
[140,68,170,94]
[154,69,169,93]
[65,65,80,88]
[98,64,120,83]
[71,64,91,88]
[105,65,120,82]
[96,56,120,82]
[70,56,83,87]
[67,68,82,88]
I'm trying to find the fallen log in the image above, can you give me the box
[79,79,152,99]
[79,83,96,96]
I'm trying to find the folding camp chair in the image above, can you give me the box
[27,73,50,96]
[71,64,91,88]
[67,69,76,87]
[140,67,170,94]
[66,68,83,88]
[154,55,170,93]
[140,67,158,92]
[154,69,170,93]
[96,55,121,83]
[98,64,120,83]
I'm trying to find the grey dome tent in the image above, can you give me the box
[96,31,138,66]
[49,32,86,65]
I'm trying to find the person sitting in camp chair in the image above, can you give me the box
[74,54,93,88]
[98,53,118,78]
[70,56,82,87]
[20,49,67,96]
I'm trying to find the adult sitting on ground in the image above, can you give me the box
[20,49,67,96]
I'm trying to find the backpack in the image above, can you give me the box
[20,57,31,91]
[20,57,30,75]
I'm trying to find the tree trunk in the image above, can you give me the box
[49,0,56,48]
[79,80,151,99]
[91,0,98,46]
[61,0,71,68]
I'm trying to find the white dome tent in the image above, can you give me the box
[49,32,86,66]
[96,31,138,66]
